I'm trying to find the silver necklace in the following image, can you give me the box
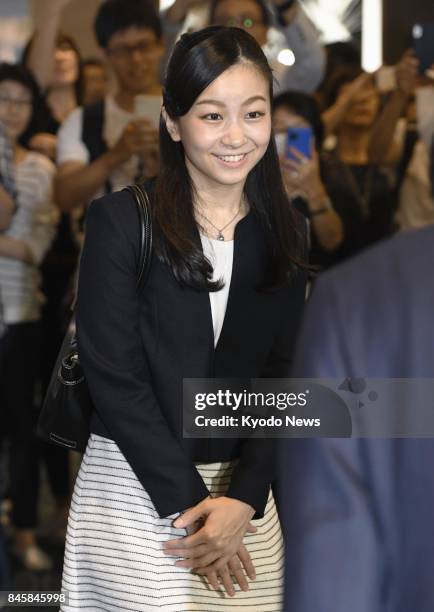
[196,196,244,241]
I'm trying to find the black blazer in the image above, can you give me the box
[77,189,306,519]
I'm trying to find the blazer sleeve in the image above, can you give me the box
[76,192,210,518]
[225,266,308,519]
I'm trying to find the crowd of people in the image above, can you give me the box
[0,0,433,608]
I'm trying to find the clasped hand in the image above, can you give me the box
[162,496,257,596]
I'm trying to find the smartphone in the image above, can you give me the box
[134,95,162,127]
[285,127,313,160]
[412,22,434,74]
[375,66,397,92]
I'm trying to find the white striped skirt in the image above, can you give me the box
[61,434,283,611]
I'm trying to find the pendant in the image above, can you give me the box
[217,233,225,241]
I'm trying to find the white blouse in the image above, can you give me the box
[200,234,234,347]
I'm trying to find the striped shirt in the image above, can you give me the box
[0,121,16,199]
[0,151,57,324]
[0,122,16,334]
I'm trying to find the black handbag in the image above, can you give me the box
[36,184,153,453]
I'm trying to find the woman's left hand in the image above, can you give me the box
[162,496,256,571]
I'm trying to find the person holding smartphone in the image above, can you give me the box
[273,92,345,268]
[60,25,307,610]
[322,69,403,256]
[55,0,165,213]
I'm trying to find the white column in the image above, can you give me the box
[362,0,383,71]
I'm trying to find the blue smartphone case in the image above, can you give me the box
[286,127,313,160]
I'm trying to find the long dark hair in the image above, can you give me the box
[155,26,304,291]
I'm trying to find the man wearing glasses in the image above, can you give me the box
[56,0,164,213]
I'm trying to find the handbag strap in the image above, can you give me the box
[124,184,153,293]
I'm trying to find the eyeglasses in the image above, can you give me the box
[0,94,32,109]
[214,15,259,29]
[107,40,159,60]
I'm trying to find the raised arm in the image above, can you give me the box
[281,147,344,252]
[55,108,159,211]
[26,0,72,90]
[322,72,372,137]
[55,155,121,213]
[368,51,418,164]
[272,1,326,93]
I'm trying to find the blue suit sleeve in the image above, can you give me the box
[281,274,384,612]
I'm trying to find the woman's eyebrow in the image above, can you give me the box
[195,95,267,107]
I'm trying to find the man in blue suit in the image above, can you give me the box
[280,224,434,612]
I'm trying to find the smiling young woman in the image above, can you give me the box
[60,26,307,611]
